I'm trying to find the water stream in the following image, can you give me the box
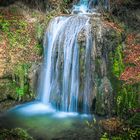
[38,15,92,113]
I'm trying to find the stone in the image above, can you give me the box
[77,15,120,116]
[28,63,41,95]
[0,100,17,113]
[95,77,113,116]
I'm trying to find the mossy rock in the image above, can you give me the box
[0,128,34,140]
[0,100,17,113]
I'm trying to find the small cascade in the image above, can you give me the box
[72,0,110,14]
[38,0,111,114]
[39,15,93,113]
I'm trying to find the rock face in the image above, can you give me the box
[0,79,17,111]
[28,63,41,95]
[77,15,120,116]
[0,62,41,113]
[0,4,42,113]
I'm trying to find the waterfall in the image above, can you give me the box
[38,0,110,114]
[39,15,92,113]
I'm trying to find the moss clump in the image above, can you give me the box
[109,41,140,117]
[112,44,124,78]
[0,128,34,140]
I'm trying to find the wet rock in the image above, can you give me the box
[0,79,17,101]
[95,77,113,116]
[77,15,120,116]
[78,28,87,43]
[0,100,17,113]
[0,66,38,113]
[28,63,41,95]
[0,80,16,112]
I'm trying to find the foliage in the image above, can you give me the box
[0,8,42,65]
[0,2,61,104]
[11,128,33,140]
[1,13,30,48]
[116,85,139,117]
[100,117,140,140]
[86,117,97,128]
[0,63,31,101]
[99,118,123,134]
[0,6,46,101]
[112,44,125,78]
[109,38,139,117]
[18,0,71,13]
[100,128,140,140]
[0,128,34,140]
[13,64,30,100]
[121,128,140,140]
[35,23,45,42]
[100,132,109,140]
[120,34,140,84]
[111,34,140,117]
[127,113,140,127]
[85,117,102,139]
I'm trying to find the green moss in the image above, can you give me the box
[13,63,31,100]
[79,46,86,92]
[0,15,31,48]
[34,43,43,56]
[127,113,140,126]
[112,44,124,78]
[101,128,140,140]
[96,92,106,115]
[108,42,140,117]
[35,23,45,42]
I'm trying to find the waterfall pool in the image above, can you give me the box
[0,102,103,140]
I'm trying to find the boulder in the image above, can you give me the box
[77,15,121,115]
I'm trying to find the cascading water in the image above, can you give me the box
[72,0,110,14]
[39,15,92,113]
[38,0,110,114]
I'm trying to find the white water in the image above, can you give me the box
[41,17,70,104]
[38,15,92,113]
[72,0,109,14]
[37,0,110,114]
